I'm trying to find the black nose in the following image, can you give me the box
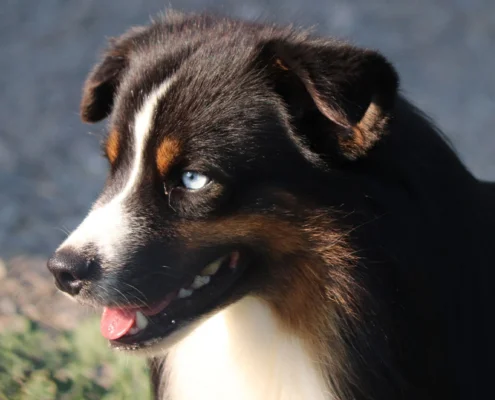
[47,249,94,296]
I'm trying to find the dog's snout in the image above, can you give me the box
[47,249,95,296]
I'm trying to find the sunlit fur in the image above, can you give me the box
[162,297,333,400]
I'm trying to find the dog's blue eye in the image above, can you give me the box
[181,171,210,190]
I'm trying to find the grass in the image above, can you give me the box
[0,317,151,400]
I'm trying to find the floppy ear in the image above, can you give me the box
[80,27,147,123]
[259,38,399,160]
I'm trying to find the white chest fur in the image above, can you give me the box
[162,297,333,400]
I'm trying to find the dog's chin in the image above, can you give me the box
[110,309,217,356]
[98,251,248,352]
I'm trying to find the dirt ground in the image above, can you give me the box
[0,256,90,332]
[0,0,494,330]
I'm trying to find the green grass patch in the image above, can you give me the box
[0,317,151,400]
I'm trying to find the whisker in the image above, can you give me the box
[53,226,71,237]
[120,282,149,307]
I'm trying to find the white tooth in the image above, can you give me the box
[129,325,140,335]
[178,288,194,298]
[191,275,210,289]
[135,311,148,330]
[201,257,224,276]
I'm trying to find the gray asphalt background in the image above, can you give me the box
[1,0,494,260]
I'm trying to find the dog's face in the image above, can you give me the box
[48,13,398,351]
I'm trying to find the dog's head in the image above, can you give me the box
[47,12,398,352]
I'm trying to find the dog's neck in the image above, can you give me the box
[160,296,333,400]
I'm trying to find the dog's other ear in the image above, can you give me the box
[259,37,399,160]
[80,27,147,123]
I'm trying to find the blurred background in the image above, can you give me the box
[0,0,494,398]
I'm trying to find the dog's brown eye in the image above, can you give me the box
[181,171,210,190]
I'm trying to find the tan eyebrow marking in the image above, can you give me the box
[105,129,120,164]
[156,137,181,175]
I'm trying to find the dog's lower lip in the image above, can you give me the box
[100,290,179,340]
[144,291,179,316]
[126,291,179,316]
[108,250,244,349]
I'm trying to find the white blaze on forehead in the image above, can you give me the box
[58,77,176,261]
[120,78,176,201]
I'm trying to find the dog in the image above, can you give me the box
[47,10,494,400]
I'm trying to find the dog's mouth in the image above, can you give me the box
[101,251,244,350]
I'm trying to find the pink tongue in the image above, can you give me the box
[100,307,136,340]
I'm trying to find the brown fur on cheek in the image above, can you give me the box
[264,219,361,396]
[178,215,306,256]
[156,138,181,175]
[178,213,360,388]
[105,129,120,164]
